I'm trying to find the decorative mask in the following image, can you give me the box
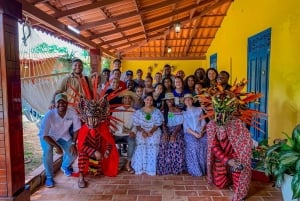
[212,91,237,126]
[78,95,110,129]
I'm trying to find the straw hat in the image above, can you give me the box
[183,93,196,102]
[162,92,175,100]
[118,90,138,102]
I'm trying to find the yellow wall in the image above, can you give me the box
[207,0,300,142]
[121,60,208,79]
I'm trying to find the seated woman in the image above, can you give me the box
[111,90,137,174]
[157,93,185,175]
[182,93,207,176]
[131,93,164,175]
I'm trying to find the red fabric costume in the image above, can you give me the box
[206,119,252,201]
[77,123,119,177]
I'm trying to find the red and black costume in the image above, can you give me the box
[207,119,252,201]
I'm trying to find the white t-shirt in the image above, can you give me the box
[111,106,136,136]
[39,108,81,141]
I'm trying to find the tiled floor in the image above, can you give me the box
[31,170,283,201]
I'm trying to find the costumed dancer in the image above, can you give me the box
[198,80,265,201]
[70,74,123,188]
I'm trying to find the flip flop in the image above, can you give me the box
[78,179,87,188]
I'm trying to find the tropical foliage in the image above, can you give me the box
[264,124,300,199]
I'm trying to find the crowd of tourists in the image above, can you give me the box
[38,58,252,201]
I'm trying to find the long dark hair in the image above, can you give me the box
[162,98,175,125]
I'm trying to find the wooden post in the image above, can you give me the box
[90,49,101,74]
[0,0,30,200]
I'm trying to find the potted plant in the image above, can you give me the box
[251,139,271,182]
[264,124,300,201]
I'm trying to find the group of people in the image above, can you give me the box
[38,58,253,201]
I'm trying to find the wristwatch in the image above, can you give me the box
[71,142,76,145]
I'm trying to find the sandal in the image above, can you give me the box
[126,166,135,174]
[78,179,87,188]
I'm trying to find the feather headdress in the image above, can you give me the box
[195,79,267,132]
[66,74,130,129]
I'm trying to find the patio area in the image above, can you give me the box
[31,170,283,201]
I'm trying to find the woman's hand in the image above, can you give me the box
[162,134,169,142]
[142,131,148,138]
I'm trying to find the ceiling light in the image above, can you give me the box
[174,22,181,33]
[167,47,172,53]
[67,25,80,34]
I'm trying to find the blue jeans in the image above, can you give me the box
[40,137,76,179]
[114,135,136,160]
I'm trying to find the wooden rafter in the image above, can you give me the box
[133,0,147,41]
[54,0,123,19]
[77,0,182,30]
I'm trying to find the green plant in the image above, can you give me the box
[264,124,300,199]
[251,139,269,171]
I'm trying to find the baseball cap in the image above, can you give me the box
[55,93,68,103]
[126,70,133,76]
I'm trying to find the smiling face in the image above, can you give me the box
[56,99,68,112]
[110,78,120,90]
[144,95,154,107]
[72,61,83,75]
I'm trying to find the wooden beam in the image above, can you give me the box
[54,0,123,18]
[117,0,231,54]
[143,0,213,25]
[133,0,147,41]
[98,31,145,46]
[77,0,182,30]
[18,0,114,56]
[122,55,207,60]
[89,23,141,40]
[183,19,201,56]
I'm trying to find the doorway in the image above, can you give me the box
[247,28,271,142]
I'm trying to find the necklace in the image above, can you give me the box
[143,107,153,120]
[145,113,151,120]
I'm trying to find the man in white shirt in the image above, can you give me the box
[39,93,81,188]
[111,90,137,173]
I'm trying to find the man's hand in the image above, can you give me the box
[94,151,101,160]
[227,159,241,171]
[54,146,63,155]
[70,144,77,156]
[129,131,136,138]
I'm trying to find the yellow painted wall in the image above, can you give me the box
[207,0,300,142]
[121,60,208,79]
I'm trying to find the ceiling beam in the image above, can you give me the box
[77,0,182,31]
[142,0,213,25]
[89,23,141,40]
[183,19,201,56]
[18,0,114,56]
[98,31,145,46]
[54,0,123,19]
[89,0,218,42]
[121,56,206,60]
[117,0,231,54]
[133,0,147,41]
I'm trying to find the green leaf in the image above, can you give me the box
[292,173,300,199]
[279,151,300,166]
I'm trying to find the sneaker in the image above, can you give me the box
[61,167,72,177]
[45,178,55,188]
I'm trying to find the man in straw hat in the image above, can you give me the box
[111,90,137,174]
[39,93,81,188]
